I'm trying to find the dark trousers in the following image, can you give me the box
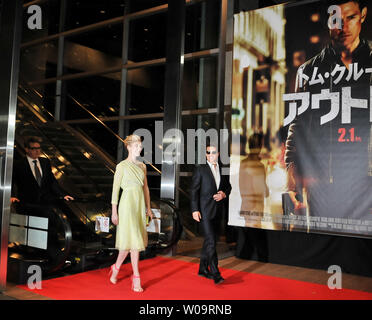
[199,216,221,276]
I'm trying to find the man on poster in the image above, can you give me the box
[285,0,372,227]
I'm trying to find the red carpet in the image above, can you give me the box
[17,256,372,300]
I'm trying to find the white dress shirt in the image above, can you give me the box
[207,160,220,188]
[27,155,43,179]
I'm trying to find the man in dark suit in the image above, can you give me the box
[191,143,232,284]
[11,136,74,206]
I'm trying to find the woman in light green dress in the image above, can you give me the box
[109,134,153,292]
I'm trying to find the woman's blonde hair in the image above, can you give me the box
[123,134,141,147]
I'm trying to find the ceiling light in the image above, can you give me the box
[310,13,320,22]
[310,35,320,44]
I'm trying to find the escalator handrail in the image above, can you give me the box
[18,84,55,122]
[148,197,183,251]
[46,207,73,274]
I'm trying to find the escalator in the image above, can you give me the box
[8,84,183,283]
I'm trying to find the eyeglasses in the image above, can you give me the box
[28,147,41,150]
[206,151,217,155]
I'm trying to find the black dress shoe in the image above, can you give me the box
[213,275,224,284]
[198,270,213,279]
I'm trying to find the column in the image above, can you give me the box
[0,0,22,291]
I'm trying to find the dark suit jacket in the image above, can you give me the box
[12,157,66,205]
[190,163,232,220]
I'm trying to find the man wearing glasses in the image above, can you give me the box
[11,136,74,206]
[190,143,231,284]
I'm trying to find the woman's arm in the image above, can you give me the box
[111,163,124,225]
[142,164,153,219]
[112,204,118,225]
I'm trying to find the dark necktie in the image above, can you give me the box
[33,160,42,186]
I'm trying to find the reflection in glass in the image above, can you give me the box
[71,122,119,159]
[128,13,167,62]
[63,24,123,74]
[20,41,58,83]
[65,72,121,120]
[180,114,217,173]
[126,66,165,115]
[127,0,167,13]
[17,83,57,126]
[29,83,58,118]
[182,56,218,110]
[185,0,220,54]
[179,176,197,234]
[65,0,126,31]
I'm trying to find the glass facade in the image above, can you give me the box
[70,122,119,158]
[182,56,218,110]
[185,0,220,53]
[65,0,126,31]
[20,41,59,82]
[128,13,167,62]
[127,0,167,13]
[126,65,165,115]
[64,73,121,119]
[63,24,124,74]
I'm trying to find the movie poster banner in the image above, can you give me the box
[228,0,372,237]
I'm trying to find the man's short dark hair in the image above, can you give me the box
[24,136,42,148]
[324,0,367,10]
[248,133,263,150]
[321,0,367,28]
[206,142,218,150]
[275,126,288,145]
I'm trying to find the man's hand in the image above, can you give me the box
[10,197,20,204]
[192,211,201,222]
[213,191,226,202]
[64,195,74,201]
